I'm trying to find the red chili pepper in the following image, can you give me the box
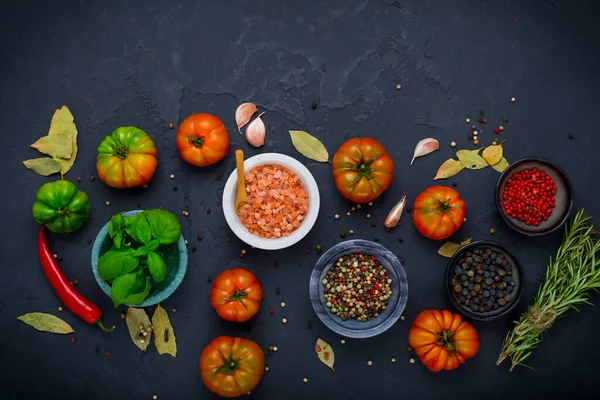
[38,227,114,332]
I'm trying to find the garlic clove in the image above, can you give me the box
[245,112,266,148]
[235,103,258,133]
[384,195,406,229]
[410,138,439,165]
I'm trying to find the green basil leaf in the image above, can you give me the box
[122,277,152,305]
[125,213,141,243]
[147,252,167,282]
[135,214,152,245]
[98,248,139,281]
[110,272,140,307]
[108,214,126,238]
[114,232,124,249]
[146,239,160,252]
[145,210,181,245]
[134,245,151,257]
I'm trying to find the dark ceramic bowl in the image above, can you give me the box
[445,241,524,321]
[309,240,408,339]
[91,210,188,307]
[495,157,573,236]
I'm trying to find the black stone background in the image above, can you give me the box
[1,0,600,399]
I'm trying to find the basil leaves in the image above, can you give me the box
[99,210,181,306]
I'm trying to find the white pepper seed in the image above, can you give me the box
[241,249,247,254]
[391,357,396,363]
[410,357,416,364]
[141,339,145,344]
[105,201,111,206]
[450,141,457,147]
[282,318,287,324]
[334,214,340,220]
[368,202,373,206]
[511,97,516,102]
[280,302,286,308]
[367,360,373,366]
[465,118,471,123]
[273,346,278,351]
[366,214,371,219]
[400,315,405,321]
[170,174,175,179]
[153,396,158,400]
[341,339,346,344]
[58,306,63,311]
[265,366,269,371]
[396,84,401,89]
[347,212,351,216]
[303,377,308,383]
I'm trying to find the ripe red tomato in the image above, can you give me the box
[200,336,264,397]
[210,268,262,322]
[332,138,394,203]
[408,310,480,372]
[412,186,466,240]
[176,113,230,167]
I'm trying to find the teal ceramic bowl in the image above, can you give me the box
[91,210,188,307]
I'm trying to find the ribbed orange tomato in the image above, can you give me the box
[332,138,394,203]
[200,336,264,398]
[176,113,230,167]
[412,186,466,240]
[96,126,158,189]
[210,268,262,322]
[408,310,480,372]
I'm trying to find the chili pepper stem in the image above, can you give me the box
[95,318,115,332]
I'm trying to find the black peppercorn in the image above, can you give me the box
[471,124,477,130]
[197,235,203,241]
[468,132,474,140]
[275,288,280,295]
[207,208,212,214]
[452,181,457,187]
[207,277,212,283]
[479,109,485,115]
[568,134,574,140]
[503,117,509,123]
[173,186,178,191]
[374,236,380,242]
[340,232,346,238]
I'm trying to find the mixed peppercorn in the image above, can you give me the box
[450,247,517,313]
[322,254,392,322]
[502,167,557,226]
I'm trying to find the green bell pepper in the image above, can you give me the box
[32,180,90,233]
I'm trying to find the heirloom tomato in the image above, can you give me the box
[176,113,230,167]
[332,138,394,203]
[210,268,262,322]
[200,336,265,398]
[96,126,158,188]
[412,186,466,240]
[408,310,480,372]
[32,180,90,233]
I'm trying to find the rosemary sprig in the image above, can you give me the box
[497,209,600,371]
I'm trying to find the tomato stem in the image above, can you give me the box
[188,136,204,148]
[214,349,241,375]
[224,289,248,309]
[435,330,457,352]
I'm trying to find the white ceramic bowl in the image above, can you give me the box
[222,153,320,250]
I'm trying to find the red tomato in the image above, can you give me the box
[412,186,467,240]
[176,113,230,167]
[332,138,394,203]
[200,336,264,397]
[210,268,262,322]
[408,310,480,372]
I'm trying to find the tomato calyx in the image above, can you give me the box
[435,330,458,352]
[110,144,130,160]
[187,134,205,148]
[224,289,249,309]
[214,349,242,375]
[346,154,381,182]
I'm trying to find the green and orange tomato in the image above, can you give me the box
[96,126,158,189]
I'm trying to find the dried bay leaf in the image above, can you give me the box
[315,338,335,371]
[17,312,74,334]
[492,157,509,173]
[437,238,472,258]
[126,307,152,351]
[289,130,329,162]
[151,304,177,357]
[31,133,73,159]
[456,149,488,170]
[22,158,63,176]
[482,143,503,166]
[434,158,464,180]
[48,105,78,177]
